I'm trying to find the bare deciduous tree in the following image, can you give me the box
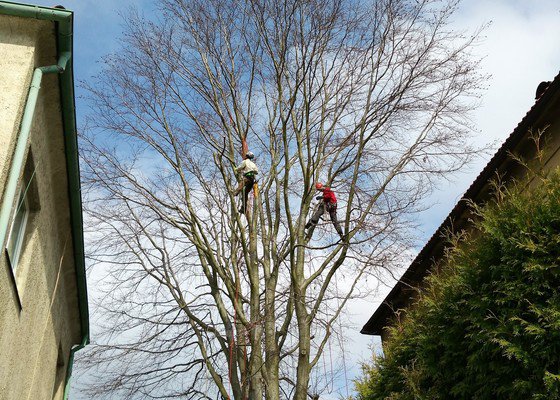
[77,0,485,398]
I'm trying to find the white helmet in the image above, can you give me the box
[246,151,255,159]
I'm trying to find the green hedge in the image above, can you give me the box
[355,171,560,400]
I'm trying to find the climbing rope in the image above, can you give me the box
[227,277,240,400]
[228,135,250,399]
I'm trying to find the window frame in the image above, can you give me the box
[5,186,30,271]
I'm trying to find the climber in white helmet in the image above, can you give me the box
[233,151,258,214]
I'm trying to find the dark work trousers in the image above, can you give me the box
[234,174,255,214]
[305,202,343,238]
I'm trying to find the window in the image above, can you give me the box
[6,186,30,270]
[5,150,38,273]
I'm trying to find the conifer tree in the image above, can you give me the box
[355,168,560,400]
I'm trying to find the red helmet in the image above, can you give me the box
[315,182,323,190]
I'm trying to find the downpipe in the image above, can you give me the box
[0,51,82,398]
[63,336,87,399]
[0,51,71,249]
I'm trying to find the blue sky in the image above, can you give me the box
[18,0,560,398]
[48,0,153,75]
[25,0,560,234]
[28,0,560,241]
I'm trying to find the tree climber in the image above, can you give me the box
[233,151,258,214]
[305,182,344,240]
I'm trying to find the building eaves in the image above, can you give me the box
[0,1,88,343]
[361,70,560,335]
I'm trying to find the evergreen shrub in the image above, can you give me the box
[355,169,560,400]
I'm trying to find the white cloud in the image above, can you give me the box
[416,1,560,240]
[345,1,560,395]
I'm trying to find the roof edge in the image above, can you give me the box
[362,70,560,335]
[0,1,89,343]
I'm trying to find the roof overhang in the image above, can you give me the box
[362,71,560,336]
[0,1,89,344]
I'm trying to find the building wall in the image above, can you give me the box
[0,15,81,400]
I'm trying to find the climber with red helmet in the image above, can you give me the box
[305,182,344,240]
[234,151,258,214]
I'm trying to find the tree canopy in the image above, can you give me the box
[77,0,485,398]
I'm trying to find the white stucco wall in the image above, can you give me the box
[0,14,82,400]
